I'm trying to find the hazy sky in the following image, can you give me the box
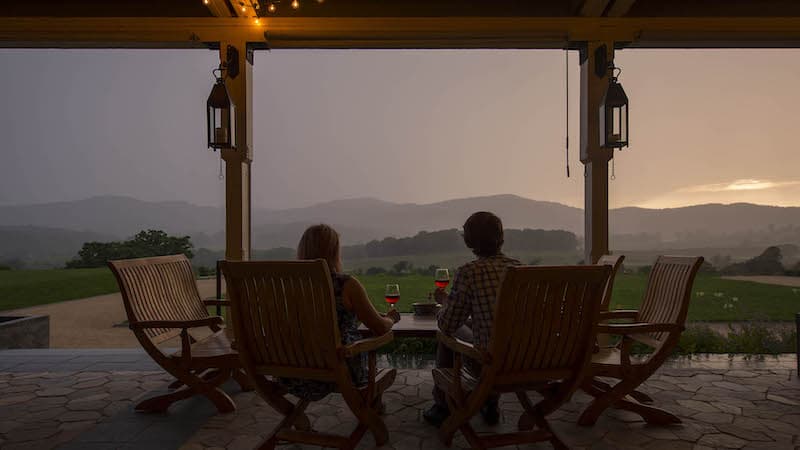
[0,48,798,210]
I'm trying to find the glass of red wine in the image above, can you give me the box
[435,268,450,290]
[385,284,400,309]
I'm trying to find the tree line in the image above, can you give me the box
[342,228,577,259]
[65,230,193,268]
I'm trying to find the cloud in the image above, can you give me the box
[679,178,800,193]
[635,178,800,209]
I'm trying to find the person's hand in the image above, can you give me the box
[386,308,401,324]
[433,288,448,304]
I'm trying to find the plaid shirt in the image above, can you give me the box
[437,254,521,350]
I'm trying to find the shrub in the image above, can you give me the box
[637,265,652,275]
[0,264,11,271]
[196,266,216,277]
[676,325,727,354]
[365,266,387,275]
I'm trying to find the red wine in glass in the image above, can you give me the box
[385,284,400,308]
[435,268,450,289]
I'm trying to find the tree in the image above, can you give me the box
[721,246,784,276]
[66,229,193,268]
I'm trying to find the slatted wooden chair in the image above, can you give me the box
[108,254,250,414]
[594,254,626,350]
[579,256,704,426]
[596,254,625,312]
[220,259,396,450]
[433,265,610,449]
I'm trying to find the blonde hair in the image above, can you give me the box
[297,224,343,272]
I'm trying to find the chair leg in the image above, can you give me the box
[592,378,653,404]
[137,367,235,414]
[232,369,254,391]
[579,377,645,426]
[341,385,389,446]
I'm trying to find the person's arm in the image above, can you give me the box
[342,277,397,335]
[437,268,471,335]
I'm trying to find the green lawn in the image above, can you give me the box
[357,272,800,322]
[2,268,798,322]
[0,268,119,311]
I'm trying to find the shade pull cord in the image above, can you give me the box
[565,48,570,178]
[219,159,225,180]
[611,156,616,181]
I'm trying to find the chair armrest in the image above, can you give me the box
[131,316,223,330]
[597,322,683,335]
[437,331,488,364]
[599,310,639,320]
[342,331,394,357]
[203,298,230,307]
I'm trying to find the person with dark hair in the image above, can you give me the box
[423,212,521,427]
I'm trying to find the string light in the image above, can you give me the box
[267,3,276,12]
[291,0,300,9]
[203,0,209,4]
[254,18,261,25]
[241,5,246,11]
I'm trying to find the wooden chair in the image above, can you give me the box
[579,256,704,426]
[596,254,625,312]
[220,259,396,450]
[595,254,626,350]
[433,265,611,449]
[108,254,250,414]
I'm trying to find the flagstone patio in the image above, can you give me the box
[0,350,798,450]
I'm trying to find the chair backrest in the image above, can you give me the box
[489,265,610,382]
[596,254,625,311]
[637,256,704,344]
[220,259,341,380]
[108,254,209,345]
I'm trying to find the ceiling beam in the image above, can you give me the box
[1,17,800,49]
[578,0,612,17]
[606,0,638,17]
[204,0,234,18]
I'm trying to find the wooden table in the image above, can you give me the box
[359,313,438,338]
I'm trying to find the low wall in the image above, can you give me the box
[0,315,49,349]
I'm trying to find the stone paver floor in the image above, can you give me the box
[0,352,797,449]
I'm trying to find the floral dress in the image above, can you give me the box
[279,272,368,401]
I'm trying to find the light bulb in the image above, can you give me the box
[203,0,209,4]
[291,0,300,9]
[241,5,246,11]
[268,3,276,12]
[254,18,261,25]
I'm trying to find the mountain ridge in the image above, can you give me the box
[1,195,799,259]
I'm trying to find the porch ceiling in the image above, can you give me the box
[0,0,799,49]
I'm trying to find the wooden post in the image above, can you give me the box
[220,41,253,261]
[580,41,614,264]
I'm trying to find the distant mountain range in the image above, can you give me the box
[2,194,799,267]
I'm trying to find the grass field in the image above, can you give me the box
[359,273,800,322]
[0,268,119,311]
[2,268,799,322]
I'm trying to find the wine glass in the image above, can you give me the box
[384,284,400,309]
[434,268,450,290]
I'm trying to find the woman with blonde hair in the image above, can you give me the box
[280,224,400,400]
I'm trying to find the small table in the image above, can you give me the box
[359,313,438,338]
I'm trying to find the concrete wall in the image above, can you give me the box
[0,315,49,349]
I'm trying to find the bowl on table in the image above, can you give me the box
[412,302,440,317]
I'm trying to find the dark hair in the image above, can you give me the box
[463,212,504,258]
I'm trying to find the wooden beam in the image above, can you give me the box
[578,0,612,17]
[580,41,613,264]
[2,17,800,49]
[204,0,233,18]
[606,0,638,17]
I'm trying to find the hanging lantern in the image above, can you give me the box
[599,65,629,149]
[207,69,236,150]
